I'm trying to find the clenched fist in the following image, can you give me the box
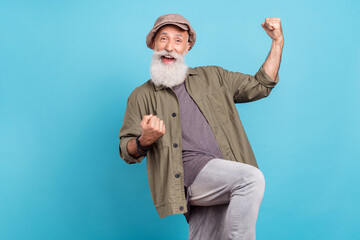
[138,114,166,146]
[261,17,283,43]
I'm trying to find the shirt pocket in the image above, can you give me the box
[207,86,230,124]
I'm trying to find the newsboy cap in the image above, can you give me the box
[146,14,196,51]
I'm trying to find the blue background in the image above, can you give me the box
[1,0,359,239]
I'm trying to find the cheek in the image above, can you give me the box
[176,45,187,54]
[154,42,165,51]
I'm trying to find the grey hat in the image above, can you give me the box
[146,14,196,51]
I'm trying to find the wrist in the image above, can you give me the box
[138,135,152,147]
[273,37,284,48]
[136,135,151,157]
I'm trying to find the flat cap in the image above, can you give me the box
[146,14,196,51]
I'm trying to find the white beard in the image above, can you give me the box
[150,50,188,88]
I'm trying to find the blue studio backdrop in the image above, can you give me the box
[1,0,359,239]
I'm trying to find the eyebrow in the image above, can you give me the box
[159,32,184,39]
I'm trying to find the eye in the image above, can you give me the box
[176,39,182,43]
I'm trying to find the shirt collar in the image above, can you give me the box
[188,67,198,76]
[153,67,198,91]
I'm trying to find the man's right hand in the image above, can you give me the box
[125,114,165,158]
[138,114,166,147]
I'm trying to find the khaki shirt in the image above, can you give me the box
[119,65,279,218]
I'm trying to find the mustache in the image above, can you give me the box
[153,49,183,60]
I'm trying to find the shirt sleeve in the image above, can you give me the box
[119,95,146,164]
[220,65,279,103]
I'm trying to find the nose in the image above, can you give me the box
[165,40,174,52]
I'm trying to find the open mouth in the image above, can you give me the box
[161,55,175,64]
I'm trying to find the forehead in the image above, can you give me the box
[155,25,188,38]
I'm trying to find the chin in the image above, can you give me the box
[150,51,188,88]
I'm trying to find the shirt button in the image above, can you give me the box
[173,143,178,148]
[175,173,180,178]
[172,112,177,117]
[179,206,184,211]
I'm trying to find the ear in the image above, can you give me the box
[184,42,191,55]
[151,39,155,49]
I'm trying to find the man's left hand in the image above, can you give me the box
[261,17,283,43]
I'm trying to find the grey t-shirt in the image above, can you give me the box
[172,82,223,187]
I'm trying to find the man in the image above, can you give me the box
[119,14,283,240]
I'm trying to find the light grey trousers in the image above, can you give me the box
[188,159,265,240]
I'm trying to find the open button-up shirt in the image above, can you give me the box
[119,65,279,218]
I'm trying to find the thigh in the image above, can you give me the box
[188,158,262,206]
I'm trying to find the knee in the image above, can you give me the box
[249,168,265,197]
[231,164,265,197]
[250,168,265,197]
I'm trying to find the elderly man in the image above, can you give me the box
[119,14,283,240]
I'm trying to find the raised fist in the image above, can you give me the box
[261,17,283,42]
[138,114,166,146]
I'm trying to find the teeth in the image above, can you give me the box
[164,55,173,59]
